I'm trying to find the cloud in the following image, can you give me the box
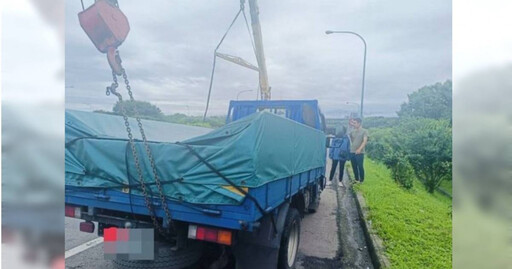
[66,0,451,117]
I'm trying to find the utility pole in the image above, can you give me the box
[248,0,271,100]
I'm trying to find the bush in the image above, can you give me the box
[390,154,414,189]
[382,151,414,189]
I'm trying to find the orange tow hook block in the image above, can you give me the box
[78,0,129,75]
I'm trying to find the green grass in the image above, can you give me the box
[353,160,452,269]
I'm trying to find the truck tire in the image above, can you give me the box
[278,208,301,269]
[112,241,203,269]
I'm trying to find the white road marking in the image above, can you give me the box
[65,237,104,259]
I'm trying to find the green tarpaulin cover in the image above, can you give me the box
[65,110,326,205]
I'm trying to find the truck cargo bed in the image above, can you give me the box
[66,110,325,205]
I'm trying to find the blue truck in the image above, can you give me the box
[65,99,328,269]
[69,1,333,268]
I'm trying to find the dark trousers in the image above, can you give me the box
[351,153,365,182]
[329,160,346,181]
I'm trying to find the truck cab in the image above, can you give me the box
[227,100,327,132]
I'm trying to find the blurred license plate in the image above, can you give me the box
[103,228,154,260]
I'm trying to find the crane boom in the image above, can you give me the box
[248,0,271,100]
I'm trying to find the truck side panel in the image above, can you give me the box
[66,167,324,231]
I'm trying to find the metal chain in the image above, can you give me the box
[106,71,171,239]
[120,68,174,230]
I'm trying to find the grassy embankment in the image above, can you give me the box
[350,160,452,269]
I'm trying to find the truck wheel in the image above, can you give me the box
[278,208,301,269]
[112,241,203,269]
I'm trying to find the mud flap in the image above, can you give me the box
[233,202,290,269]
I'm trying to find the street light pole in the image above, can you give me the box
[326,30,367,119]
[236,90,253,100]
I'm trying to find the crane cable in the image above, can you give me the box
[203,0,257,121]
[241,5,257,59]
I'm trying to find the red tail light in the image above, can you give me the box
[204,227,218,242]
[65,205,82,218]
[188,225,232,245]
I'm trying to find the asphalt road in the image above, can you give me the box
[296,160,373,269]
[65,161,372,268]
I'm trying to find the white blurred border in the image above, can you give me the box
[1,0,65,268]
[453,0,512,81]
[1,0,64,104]
[453,0,512,267]
[0,0,4,247]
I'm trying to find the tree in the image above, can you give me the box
[397,80,452,120]
[398,118,452,193]
[366,80,453,193]
[366,128,395,161]
[163,114,225,128]
[113,100,164,120]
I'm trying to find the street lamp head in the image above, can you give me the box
[325,30,334,35]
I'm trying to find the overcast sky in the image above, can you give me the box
[65,0,451,117]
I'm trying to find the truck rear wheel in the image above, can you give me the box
[112,241,203,269]
[278,208,301,269]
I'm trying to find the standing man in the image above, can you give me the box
[349,118,369,183]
